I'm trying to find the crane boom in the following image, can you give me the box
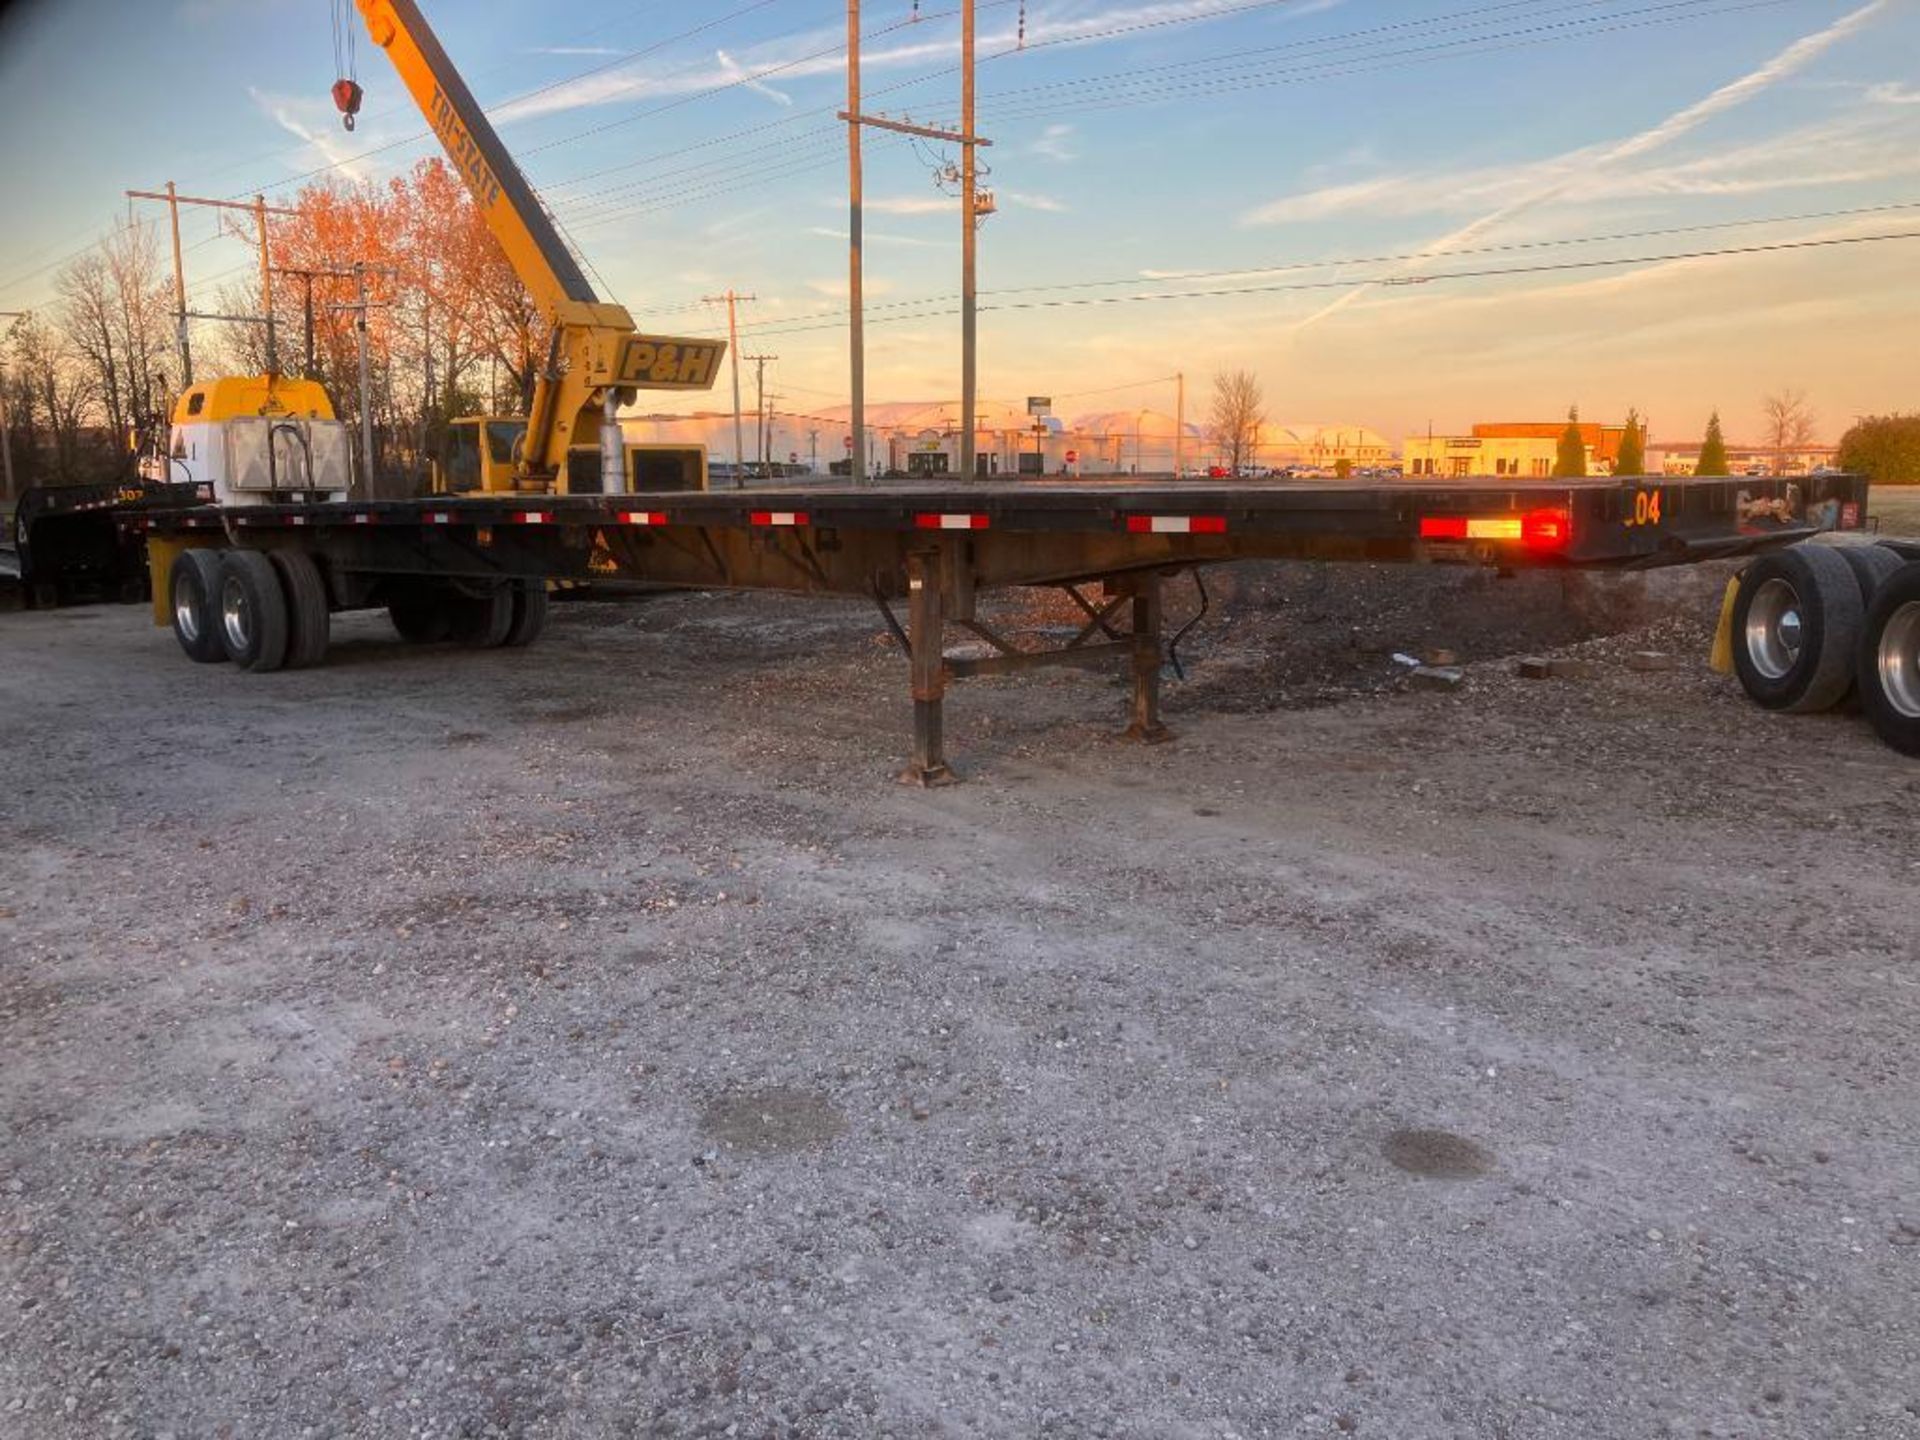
[351,0,725,493]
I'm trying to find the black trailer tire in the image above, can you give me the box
[217,549,291,672]
[1856,560,1920,756]
[168,549,228,664]
[448,585,514,648]
[1730,544,1861,714]
[1837,543,1906,605]
[502,580,550,648]
[270,548,330,670]
[388,583,451,643]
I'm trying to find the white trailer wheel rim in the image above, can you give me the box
[1745,576,1803,681]
[221,576,252,653]
[174,570,201,643]
[1877,599,1920,720]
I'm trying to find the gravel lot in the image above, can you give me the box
[2,548,1917,1440]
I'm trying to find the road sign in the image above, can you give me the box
[1027,396,1051,416]
[844,435,853,450]
[1066,449,1078,465]
[788,452,798,465]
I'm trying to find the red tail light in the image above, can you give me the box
[1522,507,1571,550]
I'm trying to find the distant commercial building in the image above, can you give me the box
[1403,421,1629,479]
[1648,440,1838,477]
[622,400,1394,478]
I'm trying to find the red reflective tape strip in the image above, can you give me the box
[619,511,669,526]
[914,512,989,530]
[750,511,809,527]
[1125,514,1227,535]
[1419,516,1469,540]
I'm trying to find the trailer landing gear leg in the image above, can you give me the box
[1124,573,1173,744]
[900,551,958,787]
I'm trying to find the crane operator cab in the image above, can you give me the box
[164,375,353,505]
[437,415,707,495]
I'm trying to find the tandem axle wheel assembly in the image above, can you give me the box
[1728,538,1920,754]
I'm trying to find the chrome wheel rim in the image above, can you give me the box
[1745,577,1803,680]
[1877,600,1920,719]
[173,571,201,643]
[221,576,252,653]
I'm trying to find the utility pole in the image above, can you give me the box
[327,264,390,499]
[702,289,754,485]
[959,0,977,481]
[127,188,296,376]
[845,0,865,485]
[744,354,777,475]
[1174,371,1185,477]
[272,266,342,377]
[0,310,21,506]
[843,4,990,485]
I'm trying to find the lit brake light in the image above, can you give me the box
[1522,507,1571,549]
[1419,511,1570,548]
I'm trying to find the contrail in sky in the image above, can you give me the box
[1288,0,1892,334]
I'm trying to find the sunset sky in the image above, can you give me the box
[2,0,1916,444]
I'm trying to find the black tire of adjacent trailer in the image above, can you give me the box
[1730,543,1862,714]
[1836,543,1907,604]
[217,549,291,673]
[270,549,330,670]
[1855,559,1920,756]
[502,580,550,648]
[388,583,452,643]
[448,585,514,648]
[168,549,228,664]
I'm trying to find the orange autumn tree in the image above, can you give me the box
[216,158,539,492]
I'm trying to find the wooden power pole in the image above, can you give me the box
[842,1,990,484]
[702,289,754,485]
[127,186,297,378]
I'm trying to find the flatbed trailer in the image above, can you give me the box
[134,469,1893,778]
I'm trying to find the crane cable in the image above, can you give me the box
[330,0,364,131]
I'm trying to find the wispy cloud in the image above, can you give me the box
[497,3,1266,124]
[1266,0,1893,332]
[807,226,954,249]
[532,46,625,58]
[715,48,793,107]
[246,86,369,182]
[863,196,955,215]
[1029,123,1079,163]
[1003,190,1069,213]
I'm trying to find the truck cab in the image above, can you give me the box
[165,376,353,505]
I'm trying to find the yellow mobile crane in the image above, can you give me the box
[340,0,724,495]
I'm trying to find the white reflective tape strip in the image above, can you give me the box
[352,514,374,525]
[620,512,667,526]
[1150,516,1192,533]
[518,511,549,524]
[428,512,452,525]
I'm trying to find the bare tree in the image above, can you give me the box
[6,312,99,483]
[1208,369,1264,476]
[1761,388,1817,475]
[55,226,172,455]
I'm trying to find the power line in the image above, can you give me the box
[728,229,1920,339]
[638,199,1920,337]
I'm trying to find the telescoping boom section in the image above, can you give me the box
[348,0,723,493]
[137,470,1866,781]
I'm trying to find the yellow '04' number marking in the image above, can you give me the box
[1625,489,1664,528]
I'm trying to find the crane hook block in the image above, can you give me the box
[332,78,364,132]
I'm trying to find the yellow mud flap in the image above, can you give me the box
[1709,573,1740,675]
